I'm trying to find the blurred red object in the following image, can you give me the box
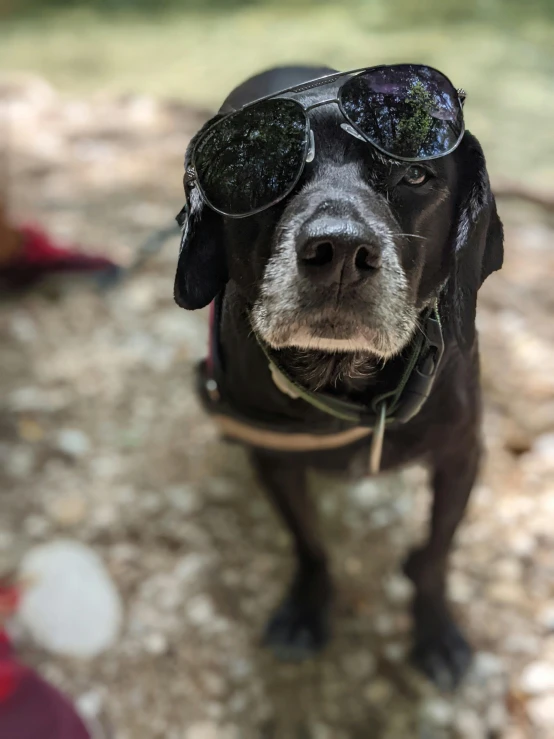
[0,200,119,289]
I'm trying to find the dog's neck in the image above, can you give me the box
[220,285,409,409]
[272,346,380,396]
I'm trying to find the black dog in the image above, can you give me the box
[174,66,503,689]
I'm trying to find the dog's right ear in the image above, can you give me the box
[174,121,228,310]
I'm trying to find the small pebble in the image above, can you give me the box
[383,574,413,604]
[229,658,252,681]
[186,722,219,739]
[56,428,91,457]
[527,694,554,730]
[539,604,554,632]
[144,632,168,655]
[341,652,375,680]
[520,661,554,694]
[24,515,50,538]
[453,708,485,739]
[420,697,454,728]
[76,688,104,718]
[165,485,200,514]
[365,678,394,704]
[374,612,395,636]
[5,447,35,478]
[472,652,505,680]
[47,494,87,526]
[383,642,406,663]
[186,594,216,627]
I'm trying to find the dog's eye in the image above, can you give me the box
[402,165,429,186]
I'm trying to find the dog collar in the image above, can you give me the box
[201,293,444,472]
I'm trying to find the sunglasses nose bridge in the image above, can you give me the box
[304,97,340,113]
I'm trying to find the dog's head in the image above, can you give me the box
[175,72,503,356]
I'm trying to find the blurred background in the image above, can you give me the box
[1,1,553,738]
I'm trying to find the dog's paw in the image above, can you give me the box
[263,590,331,662]
[411,616,472,691]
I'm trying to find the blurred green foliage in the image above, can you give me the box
[5,0,554,23]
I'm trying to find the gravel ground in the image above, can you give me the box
[1,76,554,739]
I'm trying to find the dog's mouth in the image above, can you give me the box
[252,293,418,358]
[257,306,383,354]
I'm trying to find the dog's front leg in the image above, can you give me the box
[403,439,480,690]
[251,451,332,660]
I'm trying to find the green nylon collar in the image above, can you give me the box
[256,301,444,430]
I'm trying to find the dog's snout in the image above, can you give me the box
[296,217,382,286]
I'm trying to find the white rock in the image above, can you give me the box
[18,540,122,658]
[144,632,168,655]
[449,570,474,604]
[165,485,200,514]
[9,313,38,343]
[6,446,35,478]
[56,428,91,457]
[348,479,384,508]
[509,531,536,558]
[383,574,413,604]
[520,661,554,694]
[186,594,216,627]
[383,642,406,663]
[174,553,209,584]
[532,433,554,461]
[229,658,252,681]
[46,493,87,526]
[472,652,505,681]
[420,697,454,727]
[77,688,105,718]
[539,604,554,632]
[527,695,554,729]
[24,515,50,538]
[206,477,235,502]
[374,612,395,636]
[454,708,485,739]
[186,722,219,739]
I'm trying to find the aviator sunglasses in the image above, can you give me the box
[184,64,466,218]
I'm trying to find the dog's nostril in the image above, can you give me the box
[301,240,334,268]
[355,245,382,271]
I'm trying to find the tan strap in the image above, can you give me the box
[212,413,371,452]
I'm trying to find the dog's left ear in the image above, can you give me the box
[174,119,228,310]
[446,132,504,345]
[173,187,227,310]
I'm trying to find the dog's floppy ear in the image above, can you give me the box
[445,132,504,346]
[174,120,228,310]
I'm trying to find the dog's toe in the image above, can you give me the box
[263,595,330,662]
[411,618,472,691]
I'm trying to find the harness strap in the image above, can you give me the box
[211,413,372,452]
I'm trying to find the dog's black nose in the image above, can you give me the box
[296,217,382,286]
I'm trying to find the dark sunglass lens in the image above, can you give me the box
[340,65,463,159]
[193,98,307,215]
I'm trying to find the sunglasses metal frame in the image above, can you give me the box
[185,64,466,219]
